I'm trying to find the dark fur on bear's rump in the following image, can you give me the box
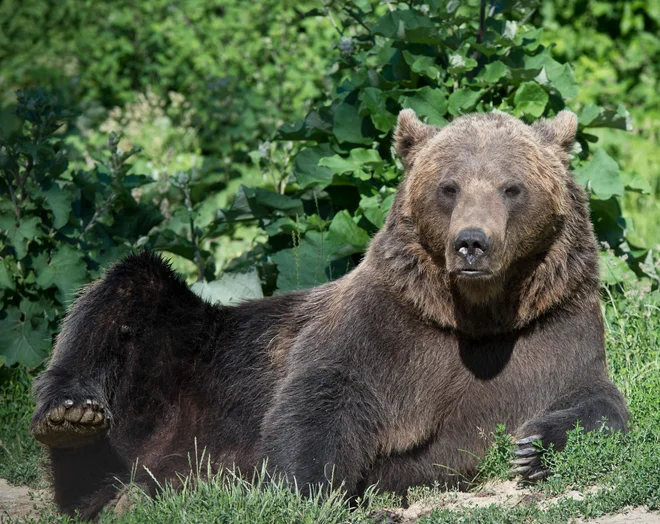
[31,111,629,519]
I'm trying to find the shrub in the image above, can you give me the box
[536,0,660,248]
[213,0,650,294]
[0,89,164,368]
[0,0,333,181]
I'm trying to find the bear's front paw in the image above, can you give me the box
[509,434,550,482]
[30,398,110,448]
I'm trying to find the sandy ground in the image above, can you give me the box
[379,480,660,523]
[0,479,49,521]
[1,478,659,522]
[592,509,660,524]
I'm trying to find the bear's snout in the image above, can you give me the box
[453,228,491,257]
[452,228,494,276]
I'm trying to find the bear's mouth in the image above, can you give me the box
[457,269,493,278]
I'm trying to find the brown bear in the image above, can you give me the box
[30,109,629,519]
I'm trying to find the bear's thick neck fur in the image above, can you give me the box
[363,178,600,337]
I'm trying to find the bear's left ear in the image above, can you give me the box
[394,109,438,169]
[532,110,578,155]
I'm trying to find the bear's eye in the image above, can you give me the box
[503,183,523,198]
[439,183,459,197]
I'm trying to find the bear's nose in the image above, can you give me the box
[453,228,491,258]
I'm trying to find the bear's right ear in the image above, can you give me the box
[394,109,438,169]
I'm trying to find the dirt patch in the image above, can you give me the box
[376,481,660,523]
[588,507,660,523]
[0,479,49,521]
[382,480,540,522]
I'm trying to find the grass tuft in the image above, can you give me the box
[475,424,515,483]
[0,368,46,488]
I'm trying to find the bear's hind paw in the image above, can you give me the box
[31,398,110,448]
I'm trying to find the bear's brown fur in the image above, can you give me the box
[31,110,629,519]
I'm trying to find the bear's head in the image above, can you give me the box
[366,109,599,333]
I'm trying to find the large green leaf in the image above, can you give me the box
[480,61,508,83]
[21,296,57,322]
[0,306,51,368]
[513,82,548,118]
[524,53,578,99]
[294,144,335,189]
[0,215,42,260]
[333,101,373,144]
[252,188,304,216]
[402,51,442,80]
[400,87,448,126]
[372,11,443,44]
[190,268,263,306]
[360,88,397,133]
[271,231,330,292]
[318,149,384,176]
[221,186,261,222]
[447,88,483,116]
[574,148,625,200]
[325,210,371,260]
[621,171,652,195]
[264,217,300,237]
[0,257,16,291]
[271,211,370,292]
[360,193,395,229]
[41,184,74,230]
[221,186,304,221]
[600,251,636,287]
[578,104,602,127]
[545,62,578,99]
[447,54,478,75]
[579,104,632,132]
[34,245,88,303]
[278,107,335,141]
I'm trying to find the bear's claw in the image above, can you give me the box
[31,398,110,448]
[509,434,549,482]
[515,434,542,446]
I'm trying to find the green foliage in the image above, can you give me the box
[190,269,263,306]
[537,0,660,247]
[475,425,514,482]
[211,0,648,294]
[0,0,335,286]
[0,90,164,368]
[538,0,659,112]
[0,0,333,195]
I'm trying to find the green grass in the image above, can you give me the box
[2,288,660,523]
[0,368,45,489]
[91,468,397,524]
[593,120,660,249]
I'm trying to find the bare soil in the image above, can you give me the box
[0,479,49,521]
[384,480,660,523]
